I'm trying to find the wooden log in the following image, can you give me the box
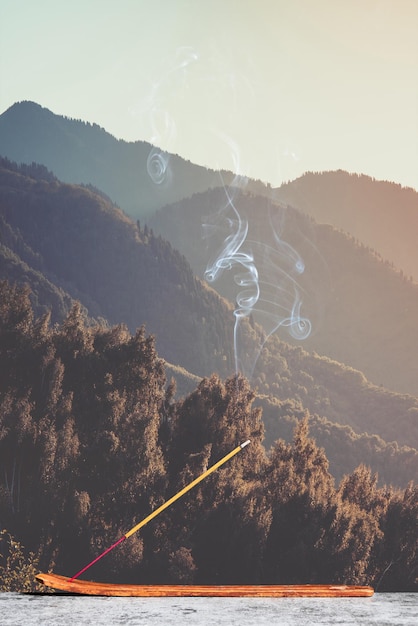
[35,573,374,597]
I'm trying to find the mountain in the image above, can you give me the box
[1,157,417,488]
[0,101,237,218]
[2,102,417,283]
[273,170,418,282]
[148,186,418,398]
[0,157,236,378]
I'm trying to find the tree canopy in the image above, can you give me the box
[0,281,416,591]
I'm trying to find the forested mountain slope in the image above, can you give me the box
[1,159,417,488]
[274,170,418,282]
[148,187,418,398]
[0,158,235,377]
[0,101,235,218]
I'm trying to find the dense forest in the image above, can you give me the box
[0,282,416,592]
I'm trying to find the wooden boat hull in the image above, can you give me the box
[36,573,374,597]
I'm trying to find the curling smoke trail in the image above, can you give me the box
[204,184,311,379]
[147,148,171,186]
[145,47,199,187]
[137,44,312,379]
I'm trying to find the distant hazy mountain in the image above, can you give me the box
[0,101,238,218]
[2,101,417,286]
[1,158,417,487]
[148,185,418,398]
[273,170,418,282]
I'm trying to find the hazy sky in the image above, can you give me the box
[1,0,417,189]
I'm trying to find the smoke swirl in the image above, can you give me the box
[204,187,312,378]
[147,148,171,185]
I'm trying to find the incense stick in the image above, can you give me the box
[69,440,250,581]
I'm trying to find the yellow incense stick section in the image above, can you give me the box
[125,440,250,539]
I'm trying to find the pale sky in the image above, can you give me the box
[1,0,417,190]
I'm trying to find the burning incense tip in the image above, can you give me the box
[240,440,251,448]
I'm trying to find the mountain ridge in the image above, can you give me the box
[3,101,416,285]
[148,186,418,398]
[0,157,236,377]
[0,101,238,218]
[273,170,418,281]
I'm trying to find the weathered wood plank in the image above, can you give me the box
[36,573,374,597]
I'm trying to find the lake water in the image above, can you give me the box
[0,593,416,625]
